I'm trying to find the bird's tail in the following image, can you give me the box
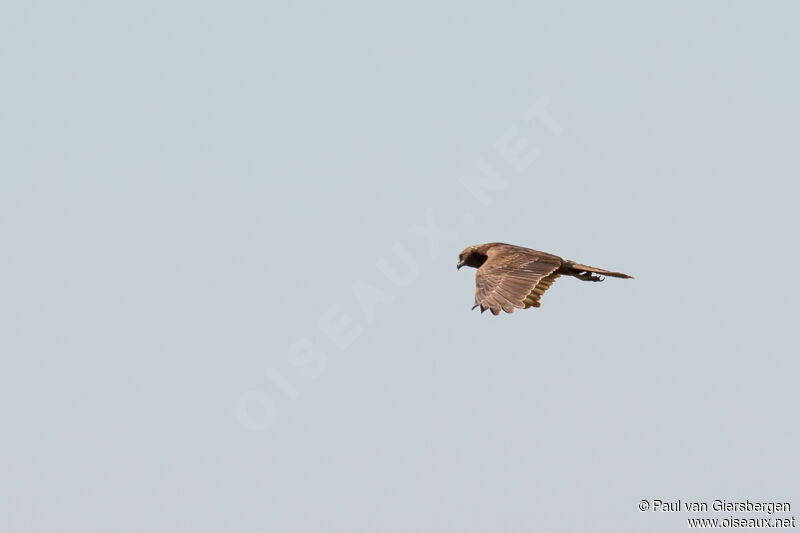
[568,262,634,279]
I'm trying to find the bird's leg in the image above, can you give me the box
[576,271,604,282]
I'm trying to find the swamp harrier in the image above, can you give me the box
[457,243,633,315]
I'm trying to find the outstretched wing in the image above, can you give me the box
[474,245,562,315]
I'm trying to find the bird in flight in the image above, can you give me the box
[457,243,633,315]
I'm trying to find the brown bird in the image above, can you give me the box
[457,243,633,315]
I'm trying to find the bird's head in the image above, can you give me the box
[457,245,489,270]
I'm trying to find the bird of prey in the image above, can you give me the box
[457,243,633,315]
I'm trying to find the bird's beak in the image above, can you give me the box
[457,260,464,270]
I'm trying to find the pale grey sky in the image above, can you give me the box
[2,1,799,532]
